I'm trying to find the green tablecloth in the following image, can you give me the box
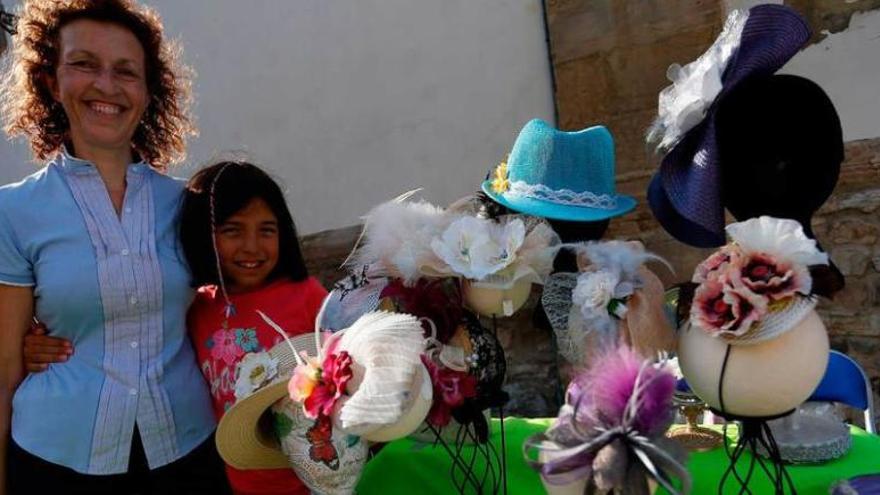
[356,418,880,494]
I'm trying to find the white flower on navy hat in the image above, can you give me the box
[647,9,749,152]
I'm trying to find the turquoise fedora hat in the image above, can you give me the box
[482,119,636,222]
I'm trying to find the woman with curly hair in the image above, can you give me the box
[0,1,229,493]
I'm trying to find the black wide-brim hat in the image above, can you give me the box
[715,74,843,227]
[648,4,811,247]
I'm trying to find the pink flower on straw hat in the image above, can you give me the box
[304,351,353,419]
[289,354,321,403]
[289,337,354,420]
[692,277,767,338]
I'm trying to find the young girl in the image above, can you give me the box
[25,160,326,495]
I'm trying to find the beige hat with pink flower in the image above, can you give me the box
[688,216,829,344]
[678,216,832,418]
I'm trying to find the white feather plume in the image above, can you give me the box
[577,241,671,281]
[347,197,454,283]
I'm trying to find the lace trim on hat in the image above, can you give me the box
[504,180,619,210]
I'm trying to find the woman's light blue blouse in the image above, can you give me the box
[0,152,215,475]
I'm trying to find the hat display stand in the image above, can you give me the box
[411,309,511,495]
[421,413,507,495]
[645,5,850,493]
[676,217,834,495]
[709,63,847,495]
[679,302,829,495]
[468,119,641,495]
[715,73,846,295]
[337,190,547,495]
[716,409,797,495]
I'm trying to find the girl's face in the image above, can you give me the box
[215,198,280,294]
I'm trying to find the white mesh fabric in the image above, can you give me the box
[319,277,388,331]
[541,273,588,363]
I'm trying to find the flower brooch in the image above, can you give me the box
[289,335,354,420]
[491,160,510,194]
[690,216,829,341]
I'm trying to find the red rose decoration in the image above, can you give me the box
[421,354,478,427]
[691,278,766,338]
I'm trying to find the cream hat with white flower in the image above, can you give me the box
[432,215,559,317]
[679,216,832,418]
[344,193,559,318]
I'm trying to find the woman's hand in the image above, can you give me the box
[23,321,73,372]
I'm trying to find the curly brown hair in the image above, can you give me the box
[0,0,197,167]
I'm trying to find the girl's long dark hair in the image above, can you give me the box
[180,160,308,288]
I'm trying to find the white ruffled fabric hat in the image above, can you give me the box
[334,311,433,442]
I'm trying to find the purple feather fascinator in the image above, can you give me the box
[524,345,691,494]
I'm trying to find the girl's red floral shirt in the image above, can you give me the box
[188,277,327,495]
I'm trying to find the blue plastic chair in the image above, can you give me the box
[809,350,876,434]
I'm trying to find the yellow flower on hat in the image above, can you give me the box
[491,160,510,194]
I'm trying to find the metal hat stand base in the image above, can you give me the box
[420,409,508,495]
[712,409,798,495]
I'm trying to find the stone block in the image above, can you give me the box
[830,245,872,277]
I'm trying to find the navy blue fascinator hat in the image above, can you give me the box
[646,4,811,247]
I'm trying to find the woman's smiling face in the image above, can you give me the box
[48,19,148,156]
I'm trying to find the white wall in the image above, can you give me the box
[0,0,555,234]
[780,8,880,142]
[725,1,880,142]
